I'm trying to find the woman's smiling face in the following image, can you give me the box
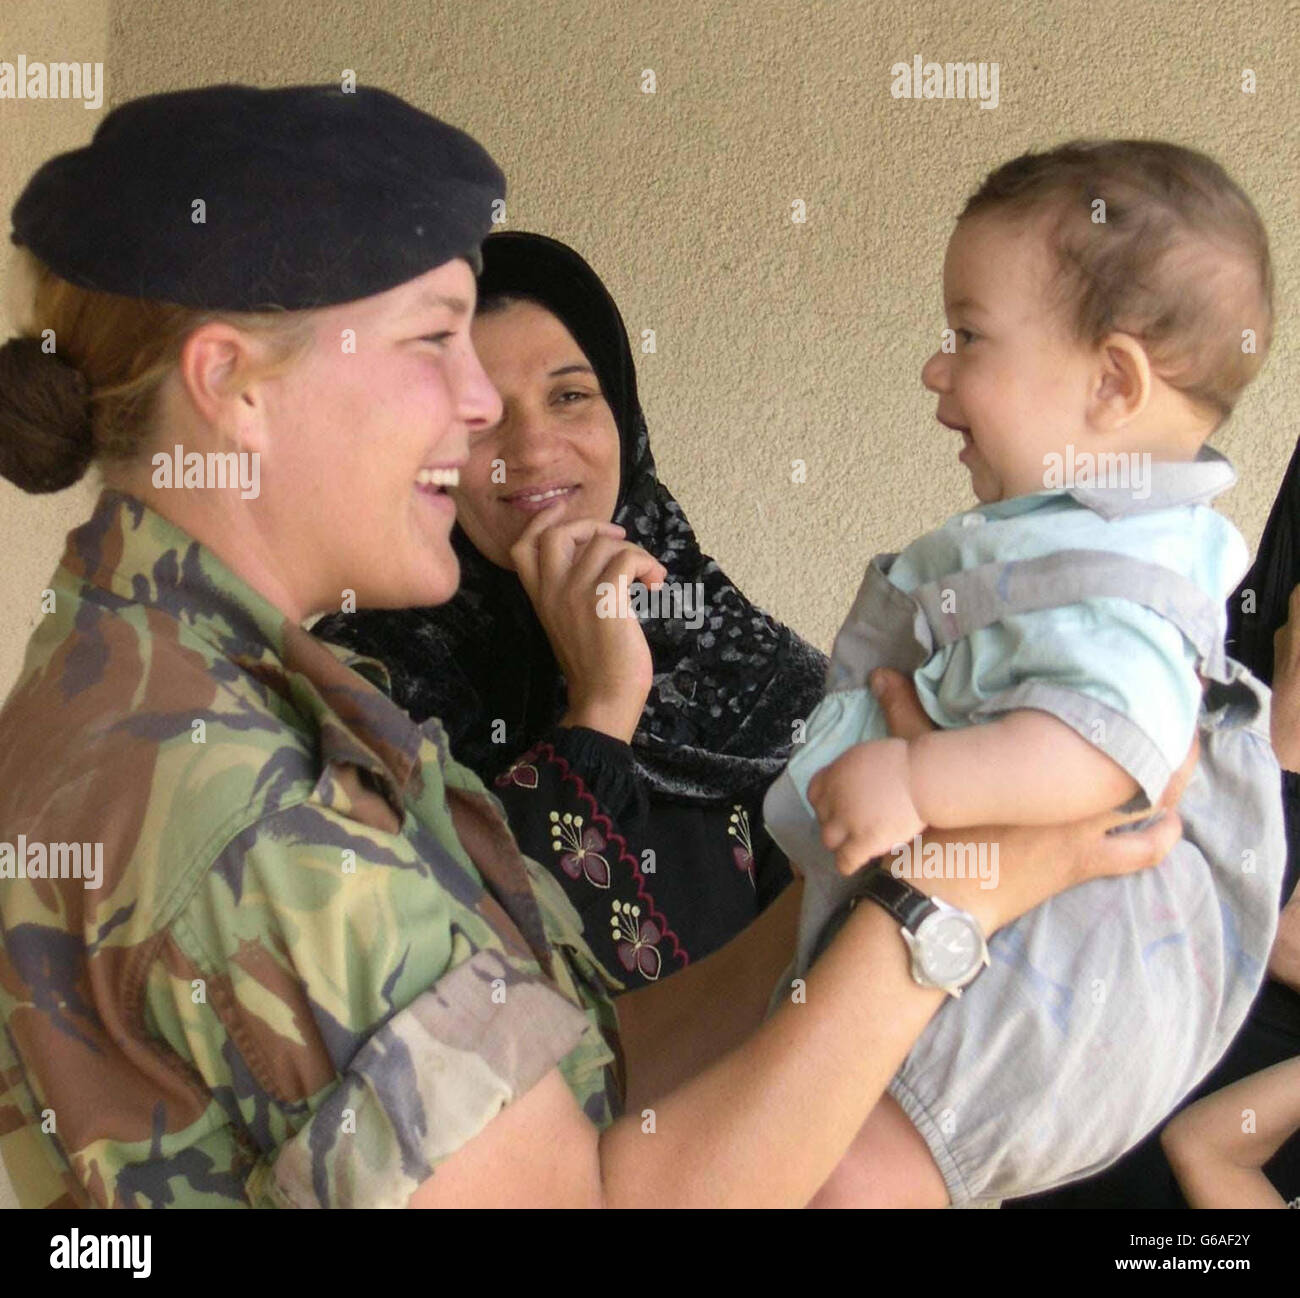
[454,298,622,568]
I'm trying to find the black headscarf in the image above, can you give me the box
[1228,436,1300,686]
[316,230,828,803]
[1227,434,1300,907]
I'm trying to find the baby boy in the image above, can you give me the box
[764,139,1285,1205]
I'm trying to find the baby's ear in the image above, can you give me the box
[1090,332,1151,428]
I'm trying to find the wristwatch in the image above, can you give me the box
[849,865,990,997]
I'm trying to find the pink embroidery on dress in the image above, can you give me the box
[611,900,662,980]
[549,811,612,888]
[530,741,687,971]
[496,757,540,789]
[729,805,756,888]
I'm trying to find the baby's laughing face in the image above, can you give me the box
[921,211,1102,505]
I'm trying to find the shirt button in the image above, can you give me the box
[960,513,986,528]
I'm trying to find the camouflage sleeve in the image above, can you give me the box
[246,948,591,1208]
[149,800,602,1208]
[0,1027,81,1208]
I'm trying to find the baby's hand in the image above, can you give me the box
[806,738,925,875]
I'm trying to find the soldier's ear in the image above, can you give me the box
[175,324,280,449]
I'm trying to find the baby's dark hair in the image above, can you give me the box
[960,139,1273,426]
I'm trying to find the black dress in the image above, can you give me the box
[486,725,791,984]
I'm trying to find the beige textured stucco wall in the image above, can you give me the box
[0,0,1296,1208]
[1,0,109,705]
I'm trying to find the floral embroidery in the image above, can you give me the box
[549,810,611,888]
[512,741,687,972]
[611,899,662,980]
[497,757,539,789]
[728,804,755,887]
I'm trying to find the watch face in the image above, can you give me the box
[917,913,982,986]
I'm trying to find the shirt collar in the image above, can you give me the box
[967,445,1237,522]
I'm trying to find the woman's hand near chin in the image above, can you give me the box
[509,503,667,743]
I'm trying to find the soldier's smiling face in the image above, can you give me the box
[256,257,503,614]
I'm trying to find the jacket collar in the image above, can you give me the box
[63,490,420,816]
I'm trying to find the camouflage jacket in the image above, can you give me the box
[0,489,623,1207]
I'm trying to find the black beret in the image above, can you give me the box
[10,82,505,310]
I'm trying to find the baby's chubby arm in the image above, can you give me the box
[808,708,1141,876]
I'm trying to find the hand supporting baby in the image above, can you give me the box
[807,736,927,875]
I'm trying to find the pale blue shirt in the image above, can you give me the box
[782,448,1248,830]
[761,447,1285,1203]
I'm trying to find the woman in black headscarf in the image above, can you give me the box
[315,230,828,987]
[1008,438,1300,1209]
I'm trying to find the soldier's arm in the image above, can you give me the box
[410,796,1187,1208]
[150,796,606,1210]
[411,897,943,1207]
[403,667,1193,1208]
